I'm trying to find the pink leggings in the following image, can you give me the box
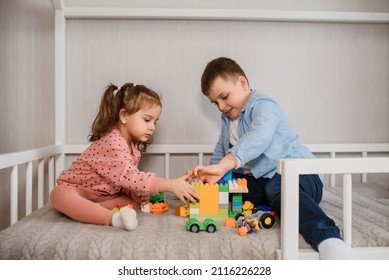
[50,185,139,226]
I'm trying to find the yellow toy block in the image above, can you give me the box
[175,205,189,217]
[218,209,228,216]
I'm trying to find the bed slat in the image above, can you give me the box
[343,173,352,246]
[164,153,170,179]
[38,159,45,208]
[10,165,18,225]
[26,161,33,216]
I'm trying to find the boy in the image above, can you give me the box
[189,57,356,259]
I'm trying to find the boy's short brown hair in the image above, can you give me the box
[201,57,249,95]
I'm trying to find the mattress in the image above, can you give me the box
[0,182,388,260]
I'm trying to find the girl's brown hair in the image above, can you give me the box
[89,82,162,151]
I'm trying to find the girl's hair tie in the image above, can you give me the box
[133,83,137,87]
[114,86,121,94]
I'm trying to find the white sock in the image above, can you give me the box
[318,238,358,260]
[111,206,138,231]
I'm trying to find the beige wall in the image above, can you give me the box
[1,0,388,230]
[0,0,55,230]
[66,19,389,147]
[0,0,55,153]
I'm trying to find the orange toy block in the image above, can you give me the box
[225,217,236,228]
[237,178,247,188]
[199,183,219,215]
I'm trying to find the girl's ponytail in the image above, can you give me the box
[88,84,119,141]
[88,82,162,149]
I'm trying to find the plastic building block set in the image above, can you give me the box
[188,178,248,219]
[183,171,277,235]
[139,171,276,236]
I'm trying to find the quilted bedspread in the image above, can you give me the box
[0,182,388,260]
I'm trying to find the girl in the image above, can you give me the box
[50,82,199,231]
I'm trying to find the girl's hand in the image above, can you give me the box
[158,176,199,205]
[173,175,199,204]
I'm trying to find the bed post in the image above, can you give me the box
[278,159,300,260]
[53,0,66,178]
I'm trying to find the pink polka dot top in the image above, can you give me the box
[56,128,160,196]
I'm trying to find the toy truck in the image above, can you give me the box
[235,207,276,230]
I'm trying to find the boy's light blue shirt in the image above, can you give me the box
[210,90,315,179]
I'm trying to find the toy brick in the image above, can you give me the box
[229,179,249,193]
[232,199,242,204]
[141,203,150,213]
[219,184,229,192]
[222,170,232,181]
[190,208,200,215]
[219,192,229,204]
[200,183,219,215]
[191,182,200,192]
[175,205,189,217]
[232,202,242,207]
[237,178,248,187]
[190,202,200,209]
[219,204,229,210]
[225,217,236,228]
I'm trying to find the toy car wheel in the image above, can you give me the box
[259,213,276,229]
[206,224,217,233]
[189,224,200,233]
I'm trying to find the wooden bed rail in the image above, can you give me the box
[65,144,216,179]
[65,143,389,182]
[64,143,389,154]
[277,157,389,260]
[0,145,63,225]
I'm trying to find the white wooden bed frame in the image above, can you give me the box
[1,143,389,260]
[1,2,389,260]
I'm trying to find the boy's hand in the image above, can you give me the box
[187,153,237,183]
[188,164,224,183]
